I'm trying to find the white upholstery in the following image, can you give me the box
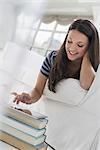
[43,78,87,106]
[81,65,100,118]
[0,42,100,150]
[42,98,100,150]
[42,65,100,149]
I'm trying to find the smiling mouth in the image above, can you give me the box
[68,50,78,55]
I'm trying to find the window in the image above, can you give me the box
[30,20,70,56]
[14,15,92,56]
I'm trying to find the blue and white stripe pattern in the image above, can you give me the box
[40,51,57,77]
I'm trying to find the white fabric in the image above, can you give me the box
[81,65,100,118]
[42,98,100,150]
[1,42,100,150]
[42,65,100,150]
[43,65,100,116]
[90,128,100,150]
[82,65,100,100]
[0,41,27,75]
[0,42,45,108]
[20,50,44,87]
[0,41,44,84]
[43,78,87,106]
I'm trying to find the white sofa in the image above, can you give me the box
[42,66,100,150]
[0,42,100,150]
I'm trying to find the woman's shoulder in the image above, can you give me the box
[40,50,57,77]
[47,50,57,57]
[47,50,57,64]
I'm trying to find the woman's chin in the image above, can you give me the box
[67,56,77,61]
[68,56,82,62]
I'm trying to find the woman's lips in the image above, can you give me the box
[68,50,78,55]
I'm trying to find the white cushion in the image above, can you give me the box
[43,78,87,106]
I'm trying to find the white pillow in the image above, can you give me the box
[43,78,87,106]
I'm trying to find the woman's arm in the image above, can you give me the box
[31,72,48,102]
[12,72,48,104]
[80,52,96,90]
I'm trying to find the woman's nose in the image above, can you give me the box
[69,45,77,52]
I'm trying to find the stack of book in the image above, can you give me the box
[0,106,48,150]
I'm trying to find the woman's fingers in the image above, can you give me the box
[11,92,32,104]
[11,92,20,103]
[13,95,21,104]
[11,92,18,96]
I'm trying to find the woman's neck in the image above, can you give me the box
[69,57,82,65]
[68,58,82,74]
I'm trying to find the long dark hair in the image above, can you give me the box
[48,19,100,92]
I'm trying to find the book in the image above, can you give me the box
[0,131,47,150]
[0,114,46,138]
[3,106,48,129]
[0,122,46,146]
[14,107,48,119]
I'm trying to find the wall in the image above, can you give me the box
[0,3,17,50]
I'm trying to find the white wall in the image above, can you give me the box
[13,2,46,47]
[92,6,100,60]
[0,3,17,50]
[93,6,100,33]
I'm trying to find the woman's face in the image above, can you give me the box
[65,29,89,61]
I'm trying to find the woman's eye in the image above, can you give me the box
[78,45,84,48]
[67,40,72,44]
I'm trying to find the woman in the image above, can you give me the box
[13,19,100,105]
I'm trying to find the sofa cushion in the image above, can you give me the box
[43,78,87,106]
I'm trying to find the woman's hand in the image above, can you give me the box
[12,92,33,104]
[80,51,96,90]
[82,51,89,62]
[11,72,48,105]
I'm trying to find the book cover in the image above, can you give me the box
[0,122,46,146]
[0,114,46,138]
[3,106,48,129]
[0,131,47,150]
